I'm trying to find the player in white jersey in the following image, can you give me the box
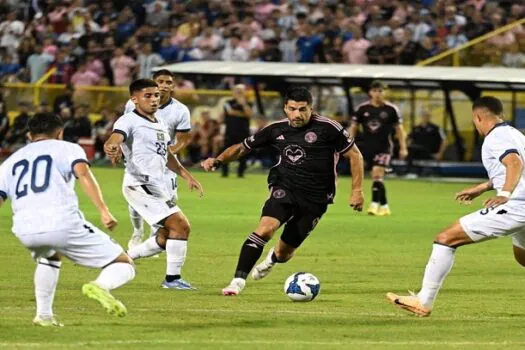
[0,113,135,327]
[387,97,525,316]
[124,70,192,250]
[104,79,203,290]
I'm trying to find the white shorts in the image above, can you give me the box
[16,221,123,268]
[123,183,181,226]
[459,201,525,249]
[164,172,178,202]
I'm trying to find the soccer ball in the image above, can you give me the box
[284,272,320,302]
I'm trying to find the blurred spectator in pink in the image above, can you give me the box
[255,0,276,23]
[71,61,100,86]
[110,48,136,86]
[194,25,222,60]
[342,28,371,64]
[42,38,58,56]
[86,54,105,78]
[48,4,69,34]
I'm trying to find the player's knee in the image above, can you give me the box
[114,252,135,265]
[434,232,455,247]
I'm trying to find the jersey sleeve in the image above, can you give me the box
[175,105,191,132]
[390,104,402,125]
[327,121,355,154]
[124,100,135,114]
[488,133,520,162]
[112,115,132,141]
[60,143,90,178]
[242,124,274,150]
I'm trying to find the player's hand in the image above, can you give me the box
[349,189,364,212]
[104,144,121,164]
[187,177,204,197]
[483,196,509,209]
[455,187,483,204]
[201,158,221,172]
[399,148,408,160]
[101,210,118,231]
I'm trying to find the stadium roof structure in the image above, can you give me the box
[157,61,525,161]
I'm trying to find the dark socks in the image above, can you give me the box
[372,180,387,205]
[165,274,181,282]
[234,233,267,279]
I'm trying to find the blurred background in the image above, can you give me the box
[0,0,523,178]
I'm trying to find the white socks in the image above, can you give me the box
[129,206,144,240]
[418,244,456,308]
[95,263,136,291]
[166,239,187,276]
[127,236,164,259]
[34,258,62,318]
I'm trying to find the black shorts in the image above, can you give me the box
[261,186,328,248]
[362,149,392,168]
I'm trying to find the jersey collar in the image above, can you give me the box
[133,109,158,123]
[486,121,507,136]
[159,98,173,110]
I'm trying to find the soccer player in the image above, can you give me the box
[201,87,365,296]
[104,79,202,290]
[387,96,525,317]
[0,112,135,327]
[126,69,192,250]
[349,80,407,216]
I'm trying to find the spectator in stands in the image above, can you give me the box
[137,43,165,79]
[487,13,516,49]
[396,29,420,65]
[54,84,75,114]
[0,11,25,55]
[86,53,105,79]
[146,1,170,28]
[222,33,249,62]
[0,84,7,146]
[220,84,253,178]
[63,103,92,143]
[27,44,54,83]
[260,38,282,62]
[48,51,74,84]
[408,109,447,162]
[418,36,437,62]
[0,53,20,77]
[110,47,136,86]
[36,101,51,114]
[173,74,198,103]
[366,36,382,64]
[93,108,118,160]
[279,28,298,63]
[193,25,222,60]
[5,101,30,148]
[297,25,325,63]
[342,28,371,64]
[71,61,100,87]
[502,43,525,68]
[192,108,220,161]
[159,37,179,62]
[446,25,468,48]
[380,35,397,64]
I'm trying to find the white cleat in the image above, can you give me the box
[33,315,64,327]
[252,248,276,281]
[127,236,142,250]
[222,278,246,296]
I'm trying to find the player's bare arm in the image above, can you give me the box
[167,152,204,197]
[395,124,408,159]
[104,133,125,164]
[201,143,250,171]
[344,144,365,211]
[168,131,192,155]
[73,162,118,231]
[455,180,493,204]
[483,153,523,208]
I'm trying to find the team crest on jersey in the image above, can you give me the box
[273,189,286,199]
[304,132,317,143]
[364,112,369,117]
[380,111,389,119]
[367,120,381,132]
[284,144,306,165]
[157,132,165,141]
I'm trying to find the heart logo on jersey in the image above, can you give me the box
[367,120,381,132]
[284,145,306,164]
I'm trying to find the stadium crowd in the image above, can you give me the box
[0,0,524,86]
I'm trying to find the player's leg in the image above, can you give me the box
[159,211,195,289]
[252,203,326,280]
[511,232,525,267]
[128,205,145,249]
[387,205,524,316]
[223,187,294,295]
[368,164,385,215]
[238,154,247,178]
[33,251,64,327]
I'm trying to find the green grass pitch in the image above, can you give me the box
[1,169,525,349]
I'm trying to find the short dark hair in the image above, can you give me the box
[284,87,313,105]
[28,113,64,135]
[129,79,158,95]
[369,80,386,90]
[472,96,503,115]
[152,69,174,80]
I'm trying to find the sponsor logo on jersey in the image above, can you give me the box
[283,145,306,165]
[305,131,317,143]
